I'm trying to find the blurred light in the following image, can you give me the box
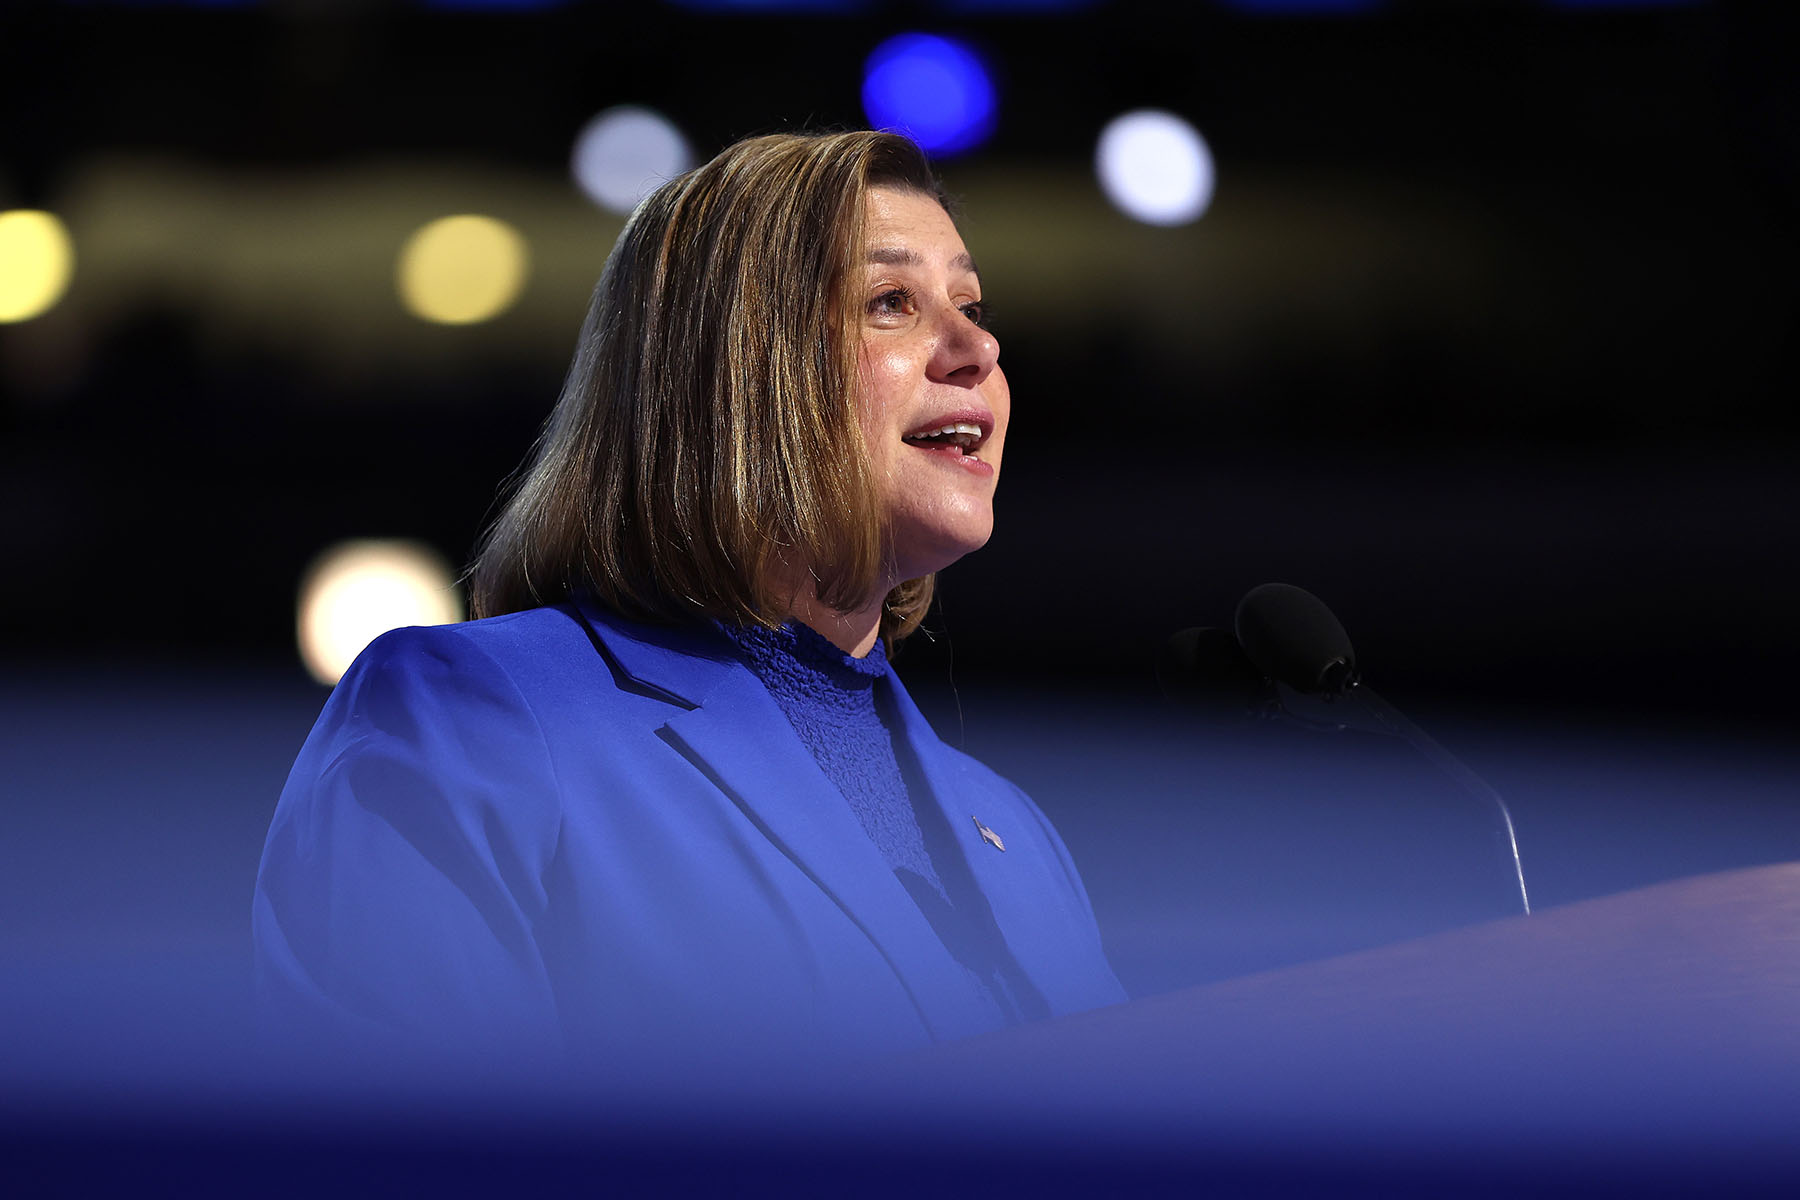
[395,214,529,325]
[297,540,464,687]
[861,34,997,157]
[1095,110,1215,227]
[0,210,75,324]
[570,106,693,215]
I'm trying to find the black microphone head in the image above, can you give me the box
[1234,583,1358,696]
[1159,626,1266,714]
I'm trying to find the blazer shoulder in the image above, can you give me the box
[294,617,571,801]
[335,617,555,729]
[358,604,596,675]
[337,603,630,721]
[316,604,693,806]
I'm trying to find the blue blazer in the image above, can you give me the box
[255,599,1124,1067]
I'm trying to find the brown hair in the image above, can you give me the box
[468,131,945,645]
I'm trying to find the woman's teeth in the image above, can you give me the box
[902,422,982,452]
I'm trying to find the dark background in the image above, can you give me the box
[5,4,1800,1191]
[4,0,1796,716]
[2,0,1797,1082]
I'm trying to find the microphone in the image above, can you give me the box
[1221,583,1532,916]
[1234,583,1358,696]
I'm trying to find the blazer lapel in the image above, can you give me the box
[883,673,1110,1017]
[573,600,998,1043]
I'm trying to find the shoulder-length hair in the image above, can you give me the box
[469,130,945,645]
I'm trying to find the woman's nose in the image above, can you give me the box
[929,310,1000,386]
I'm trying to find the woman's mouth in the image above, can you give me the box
[901,421,985,459]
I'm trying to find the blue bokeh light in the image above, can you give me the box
[861,34,997,158]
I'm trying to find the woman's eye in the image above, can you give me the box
[865,287,991,328]
[869,287,915,316]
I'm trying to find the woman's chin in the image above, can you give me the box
[888,518,995,583]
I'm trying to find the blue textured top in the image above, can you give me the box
[718,620,947,900]
[718,620,1042,1025]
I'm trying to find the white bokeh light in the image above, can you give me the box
[1095,110,1216,227]
[296,540,465,686]
[571,106,693,215]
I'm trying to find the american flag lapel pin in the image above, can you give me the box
[972,816,1005,852]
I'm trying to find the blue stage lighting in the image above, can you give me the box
[861,34,997,158]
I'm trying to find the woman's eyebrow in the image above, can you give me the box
[867,247,981,278]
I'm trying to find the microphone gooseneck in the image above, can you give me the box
[1220,583,1532,916]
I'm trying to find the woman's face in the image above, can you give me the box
[857,186,1009,586]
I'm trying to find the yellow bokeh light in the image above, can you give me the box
[395,213,529,325]
[296,539,465,686]
[0,210,75,323]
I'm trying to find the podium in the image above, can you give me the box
[881,862,1800,1192]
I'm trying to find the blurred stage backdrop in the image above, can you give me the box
[3,0,1799,1187]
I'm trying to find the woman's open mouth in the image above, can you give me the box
[902,421,986,459]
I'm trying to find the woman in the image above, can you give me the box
[254,131,1124,1071]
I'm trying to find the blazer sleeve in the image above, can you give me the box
[252,624,566,1054]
